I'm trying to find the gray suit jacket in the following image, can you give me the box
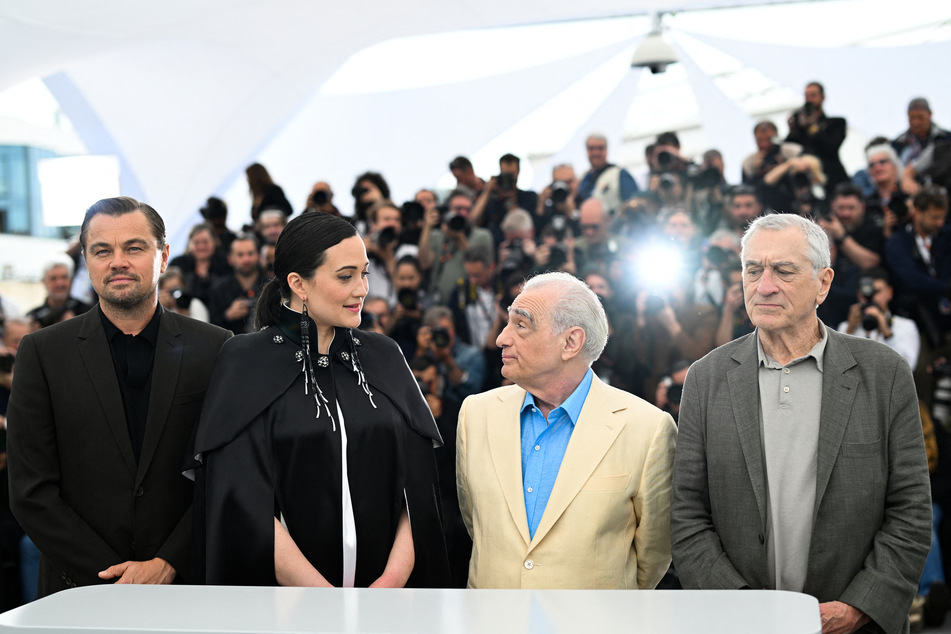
[671,328,930,634]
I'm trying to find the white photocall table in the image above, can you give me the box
[0,586,821,633]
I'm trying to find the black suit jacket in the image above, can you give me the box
[7,306,230,597]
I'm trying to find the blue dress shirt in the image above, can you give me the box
[520,368,594,539]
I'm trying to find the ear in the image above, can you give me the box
[160,243,170,274]
[287,272,307,302]
[561,326,587,362]
[815,267,834,306]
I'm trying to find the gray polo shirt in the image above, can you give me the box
[756,322,828,592]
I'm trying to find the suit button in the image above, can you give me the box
[758,533,765,545]
[524,559,534,570]
[136,487,145,497]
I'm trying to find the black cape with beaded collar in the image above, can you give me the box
[191,308,450,587]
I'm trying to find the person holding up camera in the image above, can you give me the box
[419,191,495,305]
[208,233,265,334]
[535,163,579,235]
[158,267,210,322]
[785,81,848,195]
[471,154,538,249]
[415,307,485,408]
[838,268,919,368]
[363,201,416,308]
[302,181,342,216]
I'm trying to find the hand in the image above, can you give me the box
[534,244,551,267]
[424,207,441,229]
[818,216,845,241]
[819,601,869,634]
[723,283,744,313]
[415,326,432,356]
[846,303,862,334]
[99,558,176,585]
[226,298,250,321]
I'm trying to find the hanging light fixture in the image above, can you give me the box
[630,12,678,74]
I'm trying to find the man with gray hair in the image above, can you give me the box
[456,271,677,588]
[578,133,639,216]
[26,259,91,328]
[893,97,950,167]
[672,213,931,634]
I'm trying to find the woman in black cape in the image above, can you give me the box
[193,212,449,587]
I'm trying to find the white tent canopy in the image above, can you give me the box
[0,0,947,249]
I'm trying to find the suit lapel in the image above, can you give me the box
[812,332,858,523]
[137,311,183,483]
[78,309,137,478]
[530,377,625,547]
[728,337,768,528]
[486,387,532,549]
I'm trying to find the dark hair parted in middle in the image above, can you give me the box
[254,212,358,329]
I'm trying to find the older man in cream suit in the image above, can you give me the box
[456,272,676,589]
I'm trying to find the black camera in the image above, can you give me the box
[401,201,424,225]
[397,288,418,311]
[0,353,14,374]
[857,276,880,332]
[376,226,398,249]
[550,181,570,204]
[170,288,192,310]
[548,244,568,270]
[431,326,451,349]
[500,238,525,274]
[497,173,516,192]
[656,150,677,170]
[445,212,468,233]
[644,294,667,316]
[667,383,684,406]
[352,185,369,199]
[658,173,679,190]
[311,190,329,206]
[802,101,816,117]
[687,164,722,189]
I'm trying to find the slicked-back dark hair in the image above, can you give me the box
[254,212,358,329]
[80,196,166,252]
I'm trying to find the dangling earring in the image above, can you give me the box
[299,297,335,429]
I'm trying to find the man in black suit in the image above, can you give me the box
[7,197,230,597]
[786,81,848,195]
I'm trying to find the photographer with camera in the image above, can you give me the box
[838,268,919,368]
[446,245,498,352]
[578,133,639,216]
[26,260,91,329]
[418,190,494,305]
[198,196,237,256]
[158,266,210,322]
[415,306,485,407]
[302,181,342,216]
[471,154,538,249]
[350,171,389,232]
[364,200,417,308]
[208,233,264,334]
[255,209,287,246]
[865,144,909,239]
[576,198,624,275]
[495,208,537,282]
[785,82,848,195]
[685,149,729,237]
[449,156,485,200]
[533,213,578,276]
[886,187,951,408]
[762,153,828,217]
[742,120,803,213]
[535,163,580,234]
[816,184,886,329]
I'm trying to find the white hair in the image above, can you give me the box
[866,144,901,173]
[42,257,74,279]
[740,213,830,276]
[521,271,608,365]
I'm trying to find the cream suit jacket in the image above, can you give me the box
[456,375,677,589]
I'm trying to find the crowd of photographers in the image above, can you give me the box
[1,82,951,604]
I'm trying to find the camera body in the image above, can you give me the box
[170,288,193,310]
[431,326,451,349]
[444,212,468,234]
[497,173,516,192]
[311,190,329,207]
[857,276,880,332]
[397,288,418,311]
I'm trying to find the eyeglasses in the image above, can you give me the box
[580,223,602,231]
[450,205,472,212]
[868,159,891,168]
[586,145,606,151]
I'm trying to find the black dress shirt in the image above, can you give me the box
[99,304,162,462]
